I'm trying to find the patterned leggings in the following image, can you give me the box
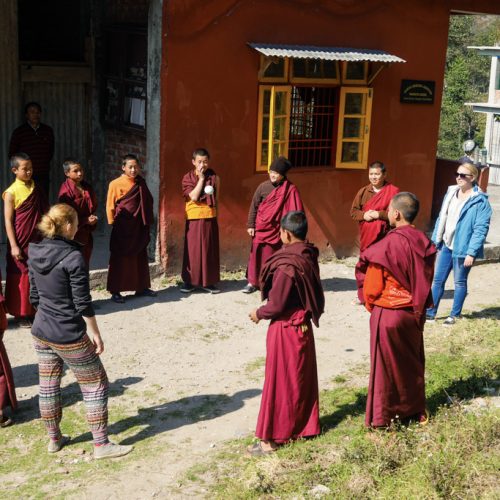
[33,335,109,445]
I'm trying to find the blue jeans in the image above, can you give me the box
[427,245,471,319]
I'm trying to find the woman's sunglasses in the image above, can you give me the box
[455,172,473,179]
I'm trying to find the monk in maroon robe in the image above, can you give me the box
[3,154,49,322]
[361,192,436,428]
[58,160,98,266]
[181,149,220,293]
[106,155,155,302]
[351,162,399,304]
[249,211,324,455]
[0,277,17,426]
[243,157,304,294]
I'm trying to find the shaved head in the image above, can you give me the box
[391,192,420,223]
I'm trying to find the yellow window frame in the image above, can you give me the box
[258,55,289,83]
[256,85,292,171]
[336,87,373,169]
[341,61,369,84]
[290,59,340,84]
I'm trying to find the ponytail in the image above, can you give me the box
[38,204,78,239]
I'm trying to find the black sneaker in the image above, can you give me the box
[242,284,258,294]
[135,288,157,297]
[111,293,125,304]
[201,285,221,294]
[180,283,195,293]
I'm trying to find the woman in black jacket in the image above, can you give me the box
[29,204,132,460]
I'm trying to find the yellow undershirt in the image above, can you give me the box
[185,200,217,220]
[2,178,35,209]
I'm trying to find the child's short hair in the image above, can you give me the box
[10,152,31,169]
[62,158,80,174]
[281,210,308,240]
[122,153,139,166]
[38,204,78,239]
[391,192,420,223]
[24,101,42,114]
[369,160,386,173]
[192,148,210,159]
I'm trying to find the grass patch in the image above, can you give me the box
[189,308,500,498]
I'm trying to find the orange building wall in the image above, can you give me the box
[158,0,497,272]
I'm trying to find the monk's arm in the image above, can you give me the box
[350,187,367,221]
[3,193,22,259]
[106,184,117,224]
[187,174,205,201]
[256,270,294,320]
[363,264,385,312]
[215,175,220,209]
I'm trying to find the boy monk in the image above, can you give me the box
[180,148,220,294]
[248,211,324,455]
[243,157,304,294]
[362,192,436,428]
[3,153,48,327]
[58,158,98,267]
[0,272,17,426]
[350,161,399,305]
[106,154,155,303]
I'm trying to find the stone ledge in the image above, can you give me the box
[89,262,164,290]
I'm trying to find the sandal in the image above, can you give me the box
[0,416,13,427]
[246,441,277,456]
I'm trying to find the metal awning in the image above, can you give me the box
[465,102,500,114]
[249,43,406,63]
[467,46,500,57]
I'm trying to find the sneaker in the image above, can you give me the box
[443,316,457,326]
[425,316,436,323]
[17,316,33,328]
[48,435,70,453]
[201,285,221,294]
[111,293,125,304]
[94,442,134,460]
[135,288,157,297]
[242,284,258,294]
[180,283,195,293]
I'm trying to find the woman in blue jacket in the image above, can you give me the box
[427,163,492,325]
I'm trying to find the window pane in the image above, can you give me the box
[341,142,361,163]
[345,93,365,115]
[293,59,306,77]
[262,118,269,140]
[263,90,271,114]
[323,61,338,79]
[123,84,146,128]
[274,91,288,115]
[272,142,287,159]
[105,80,120,123]
[345,61,366,80]
[261,142,269,166]
[342,117,363,139]
[273,117,287,141]
[263,57,285,78]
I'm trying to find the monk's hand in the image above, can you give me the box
[88,215,98,225]
[464,255,475,267]
[367,210,380,220]
[249,309,260,324]
[247,228,255,237]
[363,212,374,222]
[11,246,23,260]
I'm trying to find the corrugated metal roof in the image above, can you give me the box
[249,43,406,63]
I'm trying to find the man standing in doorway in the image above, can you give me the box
[9,102,54,199]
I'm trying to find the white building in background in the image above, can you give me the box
[466,45,500,185]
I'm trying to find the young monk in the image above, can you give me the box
[3,153,48,327]
[106,154,155,303]
[180,148,220,294]
[362,192,436,428]
[58,158,98,267]
[350,161,400,305]
[248,211,324,455]
[0,273,17,426]
[243,156,304,294]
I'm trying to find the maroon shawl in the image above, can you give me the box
[254,179,304,245]
[361,225,436,319]
[58,179,98,246]
[182,168,217,206]
[359,183,400,251]
[260,241,324,327]
[110,176,154,256]
[7,186,48,274]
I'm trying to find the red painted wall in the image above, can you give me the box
[158,0,499,272]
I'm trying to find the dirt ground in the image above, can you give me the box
[4,259,500,499]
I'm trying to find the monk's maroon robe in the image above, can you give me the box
[181,169,220,287]
[247,179,304,287]
[355,183,400,302]
[107,176,154,293]
[58,179,98,266]
[0,288,16,412]
[361,225,436,427]
[256,241,324,443]
[5,187,48,317]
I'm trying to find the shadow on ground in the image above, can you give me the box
[70,388,261,445]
